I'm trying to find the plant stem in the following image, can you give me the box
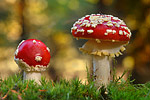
[92,55,110,87]
[23,71,41,84]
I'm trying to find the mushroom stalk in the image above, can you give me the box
[92,56,110,87]
[80,40,126,87]
[23,71,41,84]
[71,14,132,88]
[14,39,51,85]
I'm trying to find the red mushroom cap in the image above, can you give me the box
[14,39,51,72]
[71,14,131,42]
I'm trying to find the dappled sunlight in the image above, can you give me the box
[25,0,49,25]
[0,0,150,84]
[5,0,16,4]
[7,20,22,41]
[123,56,135,70]
[49,33,91,81]
[125,15,137,30]
[0,47,19,78]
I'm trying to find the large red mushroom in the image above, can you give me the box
[71,14,131,87]
[14,39,51,84]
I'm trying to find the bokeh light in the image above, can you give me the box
[0,0,150,84]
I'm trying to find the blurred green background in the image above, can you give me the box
[0,0,150,84]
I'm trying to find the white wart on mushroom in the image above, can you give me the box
[71,14,131,57]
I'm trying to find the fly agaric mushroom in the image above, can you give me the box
[14,39,51,84]
[71,14,131,87]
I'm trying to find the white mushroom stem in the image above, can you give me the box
[92,55,110,87]
[14,58,48,85]
[79,40,128,87]
[23,71,41,84]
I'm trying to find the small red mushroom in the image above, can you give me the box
[71,14,131,87]
[14,39,51,84]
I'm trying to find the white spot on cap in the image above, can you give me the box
[124,31,127,35]
[77,29,80,32]
[85,15,90,17]
[107,21,112,24]
[73,23,76,26]
[80,17,85,20]
[119,30,123,35]
[71,26,77,30]
[87,30,93,34]
[80,29,85,32]
[47,47,50,52]
[113,17,119,20]
[106,29,112,33]
[105,29,116,35]
[107,15,113,17]
[86,24,91,27]
[77,29,84,33]
[113,22,120,27]
[127,34,131,38]
[106,23,113,27]
[115,23,120,27]
[103,17,109,21]
[120,20,126,25]
[33,40,36,44]
[104,33,108,35]
[80,23,86,27]
[35,56,42,62]
[83,20,89,23]
[123,27,128,30]
[112,30,116,34]
[91,24,97,28]
[89,16,99,21]
[126,27,130,32]
[76,21,82,25]
[91,14,96,16]
[98,20,103,24]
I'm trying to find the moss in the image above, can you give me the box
[0,74,150,100]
